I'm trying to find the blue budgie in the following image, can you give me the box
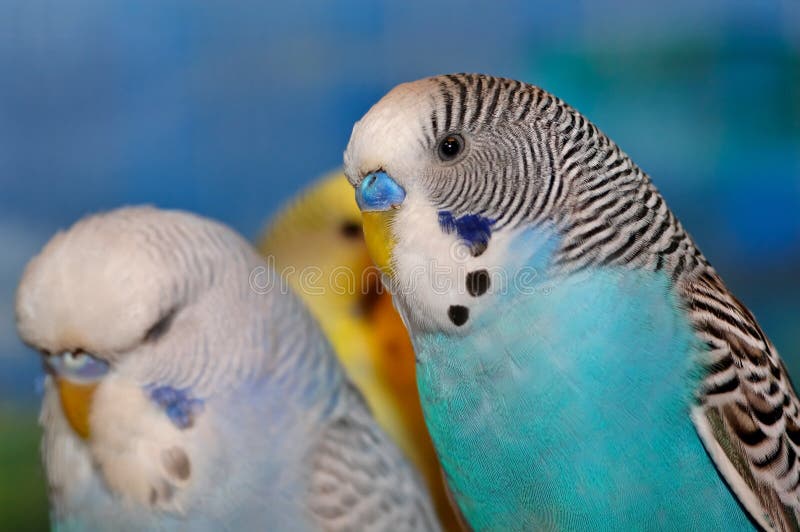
[15,206,441,531]
[343,73,800,531]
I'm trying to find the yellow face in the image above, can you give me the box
[360,210,398,278]
[353,170,406,279]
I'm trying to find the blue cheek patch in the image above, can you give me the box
[438,211,495,256]
[147,385,204,430]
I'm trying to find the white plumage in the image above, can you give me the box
[16,206,440,531]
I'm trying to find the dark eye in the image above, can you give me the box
[339,220,362,239]
[144,308,178,343]
[437,134,464,161]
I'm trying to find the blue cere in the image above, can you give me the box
[438,211,494,256]
[148,385,205,429]
[355,171,406,212]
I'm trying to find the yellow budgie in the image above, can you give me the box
[258,172,461,531]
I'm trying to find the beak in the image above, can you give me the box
[43,350,108,440]
[355,171,406,212]
[355,172,405,276]
[56,378,97,439]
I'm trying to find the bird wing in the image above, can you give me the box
[688,270,800,531]
[308,386,442,532]
[258,173,461,530]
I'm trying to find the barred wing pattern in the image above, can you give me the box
[348,73,800,530]
[687,270,800,531]
[308,387,441,532]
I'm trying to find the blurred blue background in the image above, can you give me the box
[0,0,798,527]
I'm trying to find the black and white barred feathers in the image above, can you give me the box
[346,73,800,530]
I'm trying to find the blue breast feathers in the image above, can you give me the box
[412,227,754,530]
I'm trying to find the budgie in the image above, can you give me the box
[15,206,440,531]
[343,73,800,531]
[257,172,462,530]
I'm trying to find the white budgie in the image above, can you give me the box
[15,206,440,531]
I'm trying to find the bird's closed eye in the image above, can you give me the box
[45,349,110,382]
[144,308,178,343]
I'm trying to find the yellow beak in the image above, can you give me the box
[56,378,97,439]
[361,211,398,277]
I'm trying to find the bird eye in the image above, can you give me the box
[339,220,362,239]
[144,308,177,343]
[62,350,86,368]
[46,350,109,383]
[437,134,464,162]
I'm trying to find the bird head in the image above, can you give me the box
[15,206,305,511]
[344,74,578,333]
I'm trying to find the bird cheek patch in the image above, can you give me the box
[437,211,494,257]
[88,376,194,513]
[147,385,205,430]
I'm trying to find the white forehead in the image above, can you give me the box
[344,78,439,183]
[15,207,244,355]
